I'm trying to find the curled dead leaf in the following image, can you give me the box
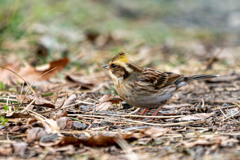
[0,57,70,85]
[17,95,55,108]
[55,132,144,148]
[65,74,94,89]
[144,127,172,139]
[28,111,60,134]
[96,94,122,111]
[56,117,73,130]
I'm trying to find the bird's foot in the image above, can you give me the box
[140,108,149,115]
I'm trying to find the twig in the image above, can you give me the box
[0,97,18,102]
[74,114,191,126]
[0,66,35,94]
[122,118,193,126]
[20,97,36,113]
[70,113,183,119]
[115,137,139,160]
[219,107,240,123]
[129,108,140,114]
[233,101,240,110]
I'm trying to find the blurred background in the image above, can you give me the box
[0,0,239,76]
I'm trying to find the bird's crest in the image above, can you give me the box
[111,52,129,63]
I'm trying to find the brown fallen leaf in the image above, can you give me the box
[4,113,31,118]
[57,133,143,147]
[65,74,94,89]
[0,147,12,156]
[10,125,28,133]
[65,72,109,91]
[96,102,113,111]
[61,94,78,108]
[96,94,122,111]
[39,132,144,148]
[28,110,60,134]
[52,109,68,120]
[0,57,70,84]
[56,117,73,130]
[17,95,55,108]
[144,127,172,139]
[182,139,213,148]
[0,62,21,85]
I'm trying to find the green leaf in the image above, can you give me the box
[2,118,8,126]
[3,104,9,111]
[0,116,8,126]
[0,81,6,90]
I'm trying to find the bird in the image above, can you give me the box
[103,52,217,116]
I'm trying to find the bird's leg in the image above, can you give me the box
[151,104,164,116]
[141,108,149,115]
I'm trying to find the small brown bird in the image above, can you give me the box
[103,52,217,116]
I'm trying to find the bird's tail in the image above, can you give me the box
[175,74,218,88]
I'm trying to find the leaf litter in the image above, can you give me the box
[0,30,240,160]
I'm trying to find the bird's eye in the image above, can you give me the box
[111,64,117,68]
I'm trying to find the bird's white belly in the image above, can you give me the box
[129,93,173,108]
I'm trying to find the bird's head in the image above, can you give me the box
[103,52,136,81]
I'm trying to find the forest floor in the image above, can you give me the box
[0,1,240,160]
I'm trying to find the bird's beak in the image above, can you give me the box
[103,64,109,69]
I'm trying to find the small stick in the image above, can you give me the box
[20,97,36,113]
[70,113,183,119]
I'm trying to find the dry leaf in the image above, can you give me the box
[4,113,31,118]
[56,117,73,130]
[17,95,55,108]
[65,74,94,89]
[182,139,213,148]
[0,62,21,85]
[52,109,68,120]
[96,94,122,111]
[62,94,78,108]
[0,147,12,156]
[28,111,60,134]
[96,102,113,111]
[144,127,172,139]
[0,57,70,84]
[56,132,143,147]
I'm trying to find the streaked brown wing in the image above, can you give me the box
[138,68,182,88]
